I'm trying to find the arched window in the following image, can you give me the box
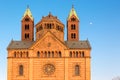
[25,18,29,21]
[20,52,22,58]
[71,18,76,21]
[73,33,76,38]
[52,51,54,57]
[81,51,84,57]
[25,33,29,39]
[71,24,76,30]
[48,51,50,58]
[70,51,72,57]
[37,51,40,57]
[45,51,47,58]
[58,51,61,57]
[25,24,29,30]
[26,52,28,57]
[74,24,76,29]
[76,51,78,58]
[19,65,23,76]
[14,52,16,57]
[71,33,76,39]
[73,51,75,57]
[75,65,79,76]
[50,24,52,29]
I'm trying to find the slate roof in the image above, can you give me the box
[7,40,91,49]
[7,41,35,49]
[65,40,91,49]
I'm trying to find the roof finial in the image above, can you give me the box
[27,5,29,9]
[49,12,51,15]
[48,12,52,17]
[72,5,74,8]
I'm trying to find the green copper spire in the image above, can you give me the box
[22,6,34,20]
[68,5,79,20]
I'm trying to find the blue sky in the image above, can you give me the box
[0,0,120,80]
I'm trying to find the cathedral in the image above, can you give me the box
[7,6,91,80]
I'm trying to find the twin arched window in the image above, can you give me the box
[71,24,76,30]
[25,24,29,30]
[71,33,76,39]
[25,33,29,39]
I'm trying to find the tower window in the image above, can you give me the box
[71,24,76,30]
[19,65,23,76]
[71,18,76,21]
[25,24,29,30]
[47,23,52,29]
[25,33,29,39]
[25,18,29,21]
[71,33,76,39]
[75,65,79,76]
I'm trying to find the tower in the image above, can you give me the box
[21,7,34,41]
[67,6,79,41]
[36,12,64,41]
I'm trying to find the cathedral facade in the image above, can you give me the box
[7,6,91,80]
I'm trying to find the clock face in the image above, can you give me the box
[43,64,55,75]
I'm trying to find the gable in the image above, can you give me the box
[21,15,33,22]
[30,31,67,50]
[68,15,79,22]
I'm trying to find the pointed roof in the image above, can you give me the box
[22,6,34,20]
[67,5,79,20]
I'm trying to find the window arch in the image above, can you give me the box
[14,52,16,57]
[71,18,76,21]
[70,51,72,57]
[48,51,50,58]
[71,24,76,30]
[52,51,54,57]
[58,51,62,57]
[71,33,76,39]
[45,51,47,58]
[37,51,40,57]
[26,52,28,57]
[20,52,22,58]
[25,18,29,21]
[25,33,29,39]
[81,51,84,57]
[75,65,79,76]
[25,24,29,30]
[76,51,78,58]
[19,65,23,76]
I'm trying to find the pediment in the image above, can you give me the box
[30,31,67,50]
